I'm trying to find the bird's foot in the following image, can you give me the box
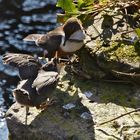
[39,97,58,110]
[25,106,29,125]
[59,57,70,63]
[43,50,49,58]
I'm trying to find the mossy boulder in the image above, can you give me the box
[6,66,140,140]
[77,4,140,83]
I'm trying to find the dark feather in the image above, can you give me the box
[32,70,59,94]
[3,53,41,79]
[23,34,44,42]
[37,34,62,52]
[24,26,64,56]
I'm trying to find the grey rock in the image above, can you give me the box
[6,102,95,140]
[62,103,76,110]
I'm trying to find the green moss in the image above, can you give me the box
[42,106,93,140]
[45,68,140,139]
[96,82,139,107]
[80,48,106,78]
[101,43,140,63]
[58,68,140,108]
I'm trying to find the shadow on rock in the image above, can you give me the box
[6,84,95,140]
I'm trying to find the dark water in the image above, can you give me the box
[0,0,61,110]
[0,0,61,138]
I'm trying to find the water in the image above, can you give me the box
[0,0,61,139]
[0,108,9,140]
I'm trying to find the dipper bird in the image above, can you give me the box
[23,17,85,58]
[3,53,62,124]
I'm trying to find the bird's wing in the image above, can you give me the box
[15,79,38,105]
[23,26,65,54]
[3,53,39,66]
[23,34,44,42]
[32,70,59,92]
[36,26,65,51]
[3,53,40,79]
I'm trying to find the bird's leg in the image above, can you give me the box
[58,58,70,63]
[47,97,58,106]
[54,51,58,60]
[25,106,29,125]
[39,97,58,110]
[43,50,49,59]
[66,55,71,62]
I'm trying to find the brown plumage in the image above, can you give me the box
[2,53,41,79]
[3,53,61,124]
[23,17,85,58]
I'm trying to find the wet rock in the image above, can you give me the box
[84,91,93,99]
[80,112,92,120]
[5,66,95,140]
[62,103,76,110]
[6,102,95,140]
[5,67,140,140]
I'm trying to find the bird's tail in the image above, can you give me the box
[23,34,44,42]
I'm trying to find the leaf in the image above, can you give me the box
[99,0,110,4]
[83,0,93,6]
[57,13,71,23]
[77,0,94,11]
[78,0,84,8]
[135,28,140,38]
[57,0,78,13]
